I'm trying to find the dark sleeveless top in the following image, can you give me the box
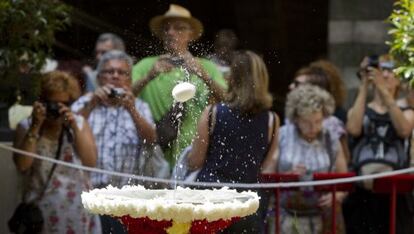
[351,107,407,153]
[196,103,270,184]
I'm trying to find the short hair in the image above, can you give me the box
[285,84,335,121]
[40,71,81,103]
[295,66,331,91]
[96,50,133,76]
[226,50,273,114]
[309,60,347,107]
[96,33,125,51]
[214,29,238,49]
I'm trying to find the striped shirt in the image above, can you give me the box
[71,93,154,187]
[277,122,340,211]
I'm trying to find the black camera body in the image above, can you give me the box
[44,101,60,119]
[357,55,380,79]
[366,55,379,68]
[108,87,126,99]
[169,57,185,66]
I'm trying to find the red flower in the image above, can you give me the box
[116,216,240,234]
[66,191,77,199]
[63,147,73,162]
[49,215,59,225]
[89,220,96,229]
[119,216,172,234]
[66,227,75,234]
[52,179,61,188]
[190,217,240,234]
[63,154,72,162]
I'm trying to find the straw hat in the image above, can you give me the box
[149,4,203,41]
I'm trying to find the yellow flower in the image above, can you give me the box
[166,221,191,234]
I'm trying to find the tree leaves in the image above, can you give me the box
[0,0,71,104]
[388,0,414,85]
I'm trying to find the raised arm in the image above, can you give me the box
[187,106,211,170]
[373,78,414,138]
[13,102,45,172]
[261,112,280,173]
[183,56,225,102]
[121,90,157,144]
[60,104,97,167]
[132,58,174,96]
[346,71,370,137]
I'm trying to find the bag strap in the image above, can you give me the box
[323,130,335,172]
[207,104,216,136]
[265,111,278,156]
[33,128,66,202]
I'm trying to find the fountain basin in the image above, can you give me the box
[81,185,259,233]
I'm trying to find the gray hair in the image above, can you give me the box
[96,33,125,51]
[285,84,335,121]
[96,50,133,75]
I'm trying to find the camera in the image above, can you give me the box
[44,101,60,119]
[108,87,126,99]
[169,57,185,66]
[357,55,379,79]
[366,55,379,68]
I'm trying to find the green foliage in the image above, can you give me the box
[0,0,71,104]
[388,0,414,86]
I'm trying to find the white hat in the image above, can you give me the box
[149,4,203,41]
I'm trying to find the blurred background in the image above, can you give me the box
[53,0,394,110]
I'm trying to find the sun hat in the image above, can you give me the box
[149,4,203,41]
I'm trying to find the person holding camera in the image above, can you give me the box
[72,50,156,234]
[12,71,100,233]
[131,4,226,167]
[344,54,414,234]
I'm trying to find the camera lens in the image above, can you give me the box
[170,57,185,66]
[108,88,125,99]
[45,102,60,119]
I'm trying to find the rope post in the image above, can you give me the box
[372,175,414,234]
[390,182,396,234]
[275,187,280,234]
[331,185,337,234]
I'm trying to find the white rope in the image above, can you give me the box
[2,143,414,189]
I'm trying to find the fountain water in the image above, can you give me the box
[81,67,260,234]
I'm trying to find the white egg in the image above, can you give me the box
[172,82,196,102]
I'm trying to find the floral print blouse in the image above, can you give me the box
[20,117,101,234]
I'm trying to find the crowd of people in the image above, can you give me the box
[10,3,414,234]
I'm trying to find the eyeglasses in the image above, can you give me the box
[292,80,305,88]
[100,69,130,77]
[357,66,395,79]
[163,24,192,33]
[95,49,108,57]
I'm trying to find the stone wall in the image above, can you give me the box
[328,0,395,108]
[0,143,23,234]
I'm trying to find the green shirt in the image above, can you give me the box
[132,56,226,166]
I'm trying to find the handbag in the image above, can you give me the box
[138,143,171,188]
[156,102,185,150]
[8,129,66,234]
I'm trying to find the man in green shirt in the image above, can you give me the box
[132,4,226,167]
